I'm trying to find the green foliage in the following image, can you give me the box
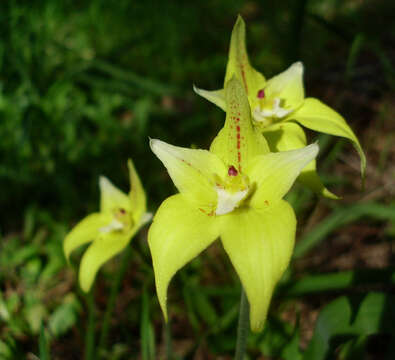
[304,293,395,360]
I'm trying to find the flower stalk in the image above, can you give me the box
[235,288,250,360]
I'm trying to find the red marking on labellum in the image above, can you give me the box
[228,165,238,176]
[119,208,126,214]
[199,208,215,217]
[257,89,265,98]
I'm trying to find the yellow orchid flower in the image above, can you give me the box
[64,159,151,292]
[148,77,319,332]
[194,15,366,198]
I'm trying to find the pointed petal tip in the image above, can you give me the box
[292,61,304,74]
[140,212,153,226]
[149,137,160,152]
[306,142,319,159]
[79,276,91,293]
[322,188,341,200]
[99,175,111,191]
[127,158,134,169]
[235,14,245,26]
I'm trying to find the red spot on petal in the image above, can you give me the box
[264,200,269,205]
[257,89,265,98]
[228,165,238,176]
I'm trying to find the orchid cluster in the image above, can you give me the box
[64,15,364,336]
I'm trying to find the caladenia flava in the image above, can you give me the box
[63,159,151,292]
[194,15,366,199]
[148,77,319,332]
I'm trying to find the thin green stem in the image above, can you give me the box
[234,288,249,360]
[84,288,96,360]
[165,321,173,360]
[98,245,133,357]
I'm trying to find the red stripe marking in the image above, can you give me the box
[240,63,248,94]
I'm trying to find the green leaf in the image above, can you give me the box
[304,293,395,360]
[190,286,218,327]
[48,293,81,337]
[294,202,395,258]
[278,268,395,297]
[282,327,302,360]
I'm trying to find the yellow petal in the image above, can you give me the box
[193,85,226,111]
[63,213,112,262]
[148,194,221,320]
[263,122,338,199]
[79,230,135,292]
[265,62,305,110]
[224,15,266,98]
[210,77,269,172]
[292,97,366,179]
[128,159,148,224]
[248,143,319,208]
[220,201,296,331]
[99,176,131,213]
[150,138,225,206]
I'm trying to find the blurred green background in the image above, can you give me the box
[0,0,394,359]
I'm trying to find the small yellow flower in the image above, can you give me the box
[148,77,319,331]
[64,159,151,292]
[194,15,366,198]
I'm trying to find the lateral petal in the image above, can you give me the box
[262,122,338,199]
[292,97,366,179]
[150,139,225,206]
[210,77,269,172]
[148,194,221,320]
[265,62,305,110]
[79,230,135,292]
[63,213,113,262]
[220,201,296,331]
[99,176,131,213]
[193,85,226,111]
[248,143,319,208]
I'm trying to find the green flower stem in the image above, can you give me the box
[165,320,173,360]
[98,245,133,357]
[85,288,96,360]
[234,288,250,360]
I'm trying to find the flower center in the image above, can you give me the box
[99,207,134,233]
[252,88,293,125]
[214,166,250,216]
